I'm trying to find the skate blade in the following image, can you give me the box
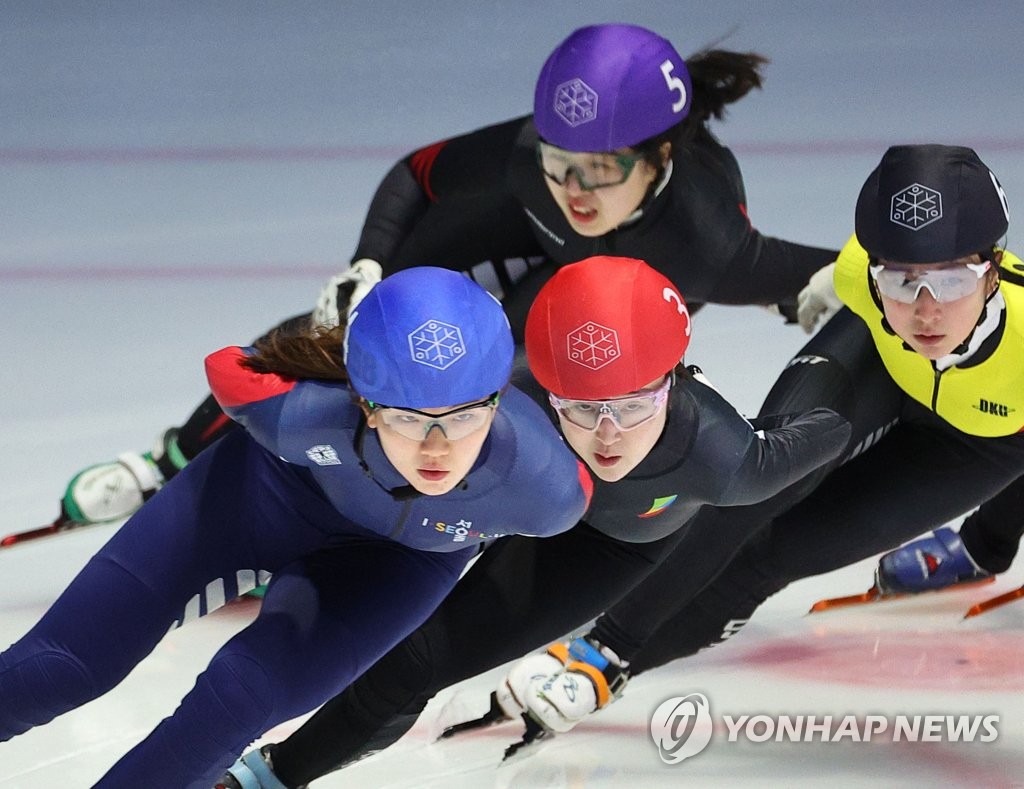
[501,715,549,762]
[437,691,509,740]
[501,731,550,763]
[438,714,503,740]
[1,509,84,548]
[964,585,1024,619]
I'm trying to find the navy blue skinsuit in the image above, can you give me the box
[0,348,589,788]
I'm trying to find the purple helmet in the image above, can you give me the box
[534,24,691,152]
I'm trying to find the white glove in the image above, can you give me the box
[796,261,841,334]
[520,637,629,734]
[496,647,569,719]
[312,258,383,329]
[524,668,602,733]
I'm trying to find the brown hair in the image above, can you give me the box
[241,324,350,382]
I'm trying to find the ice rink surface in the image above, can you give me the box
[2,2,1023,786]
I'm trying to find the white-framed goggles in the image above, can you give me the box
[368,393,499,441]
[548,376,671,432]
[869,260,991,304]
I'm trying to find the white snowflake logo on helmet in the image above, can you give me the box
[890,183,943,231]
[567,322,619,370]
[554,78,598,127]
[408,320,466,370]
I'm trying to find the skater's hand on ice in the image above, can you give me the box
[521,637,629,734]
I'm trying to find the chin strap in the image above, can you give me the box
[352,417,422,502]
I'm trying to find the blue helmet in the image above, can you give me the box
[344,267,513,408]
[534,24,691,151]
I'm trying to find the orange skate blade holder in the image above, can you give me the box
[808,585,890,613]
[964,584,1024,619]
[808,576,997,615]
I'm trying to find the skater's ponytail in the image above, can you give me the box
[685,49,768,125]
[243,325,350,382]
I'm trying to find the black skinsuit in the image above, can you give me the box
[593,307,1024,675]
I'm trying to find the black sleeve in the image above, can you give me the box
[717,406,851,504]
[706,231,839,307]
[687,138,839,307]
[684,374,851,507]
[350,159,430,267]
[352,117,541,271]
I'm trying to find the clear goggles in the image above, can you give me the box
[869,260,991,304]
[548,376,671,432]
[369,393,499,441]
[536,141,642,191]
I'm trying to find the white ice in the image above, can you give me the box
[2,2,1023,787]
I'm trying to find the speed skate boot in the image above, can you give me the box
[61,428,187,524]
[875,526,990,595]
[218,745,304,789]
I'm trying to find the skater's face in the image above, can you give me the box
[540,142,668,237]
[366,395,499,495]
[874,252,1000,360]
[553,376,670,482]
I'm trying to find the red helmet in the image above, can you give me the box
[526,256,691,399]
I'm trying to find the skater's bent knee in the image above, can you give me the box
[199,651,275,735]
[0,650,98,737]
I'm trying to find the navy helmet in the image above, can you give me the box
[855,144,1009,263]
